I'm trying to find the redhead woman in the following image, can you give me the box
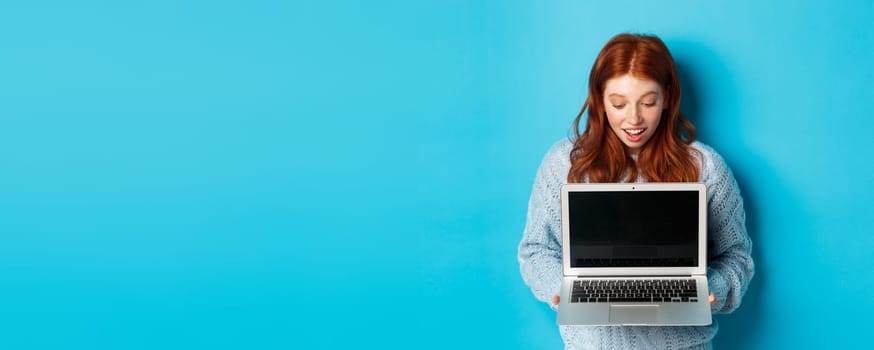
[518,33,754,349]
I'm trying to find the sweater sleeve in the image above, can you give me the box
[518,143,567,310]
[702,148,755,314]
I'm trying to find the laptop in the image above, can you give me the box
[556,183,712,326]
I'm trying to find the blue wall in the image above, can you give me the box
[0,1,871,349]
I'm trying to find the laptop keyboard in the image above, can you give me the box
[570,279,699,303]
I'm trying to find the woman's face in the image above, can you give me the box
[602,74,665,155]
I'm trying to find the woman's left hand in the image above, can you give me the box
[709,293,716,305]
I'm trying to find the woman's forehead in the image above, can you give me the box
[604,74,662,97]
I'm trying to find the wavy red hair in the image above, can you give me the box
[568,33,700,183]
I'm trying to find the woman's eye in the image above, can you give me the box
[643,102,656,107]
[612,104,626,109]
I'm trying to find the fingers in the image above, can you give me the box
[709,293,716,305]
[552,293,560,305]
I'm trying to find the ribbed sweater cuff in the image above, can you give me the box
[707,267,729,313]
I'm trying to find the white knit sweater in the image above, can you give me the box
[518,139,755,350]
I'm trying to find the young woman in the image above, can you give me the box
[518,33,754,349]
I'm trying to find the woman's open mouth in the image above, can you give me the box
[623,128,646,142]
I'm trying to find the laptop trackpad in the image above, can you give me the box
[609,305,659,324]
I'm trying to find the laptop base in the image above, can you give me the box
[556,275,712,326]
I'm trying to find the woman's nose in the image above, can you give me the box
[628,107,643,125]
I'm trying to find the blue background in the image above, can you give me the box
[0,0,871,349]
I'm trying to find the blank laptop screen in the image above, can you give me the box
[567,190,699,268]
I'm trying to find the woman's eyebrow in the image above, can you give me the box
[607,91,658,98]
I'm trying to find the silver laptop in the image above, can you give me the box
[556,183,712,326]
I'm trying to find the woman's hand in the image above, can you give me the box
[552,292,716,305]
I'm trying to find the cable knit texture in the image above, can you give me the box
[518,139,754,350]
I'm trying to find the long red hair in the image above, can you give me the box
[568,33,699,183]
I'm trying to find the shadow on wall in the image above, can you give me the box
[671,38,807,349]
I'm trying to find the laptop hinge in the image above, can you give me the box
[575,275,694,278]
